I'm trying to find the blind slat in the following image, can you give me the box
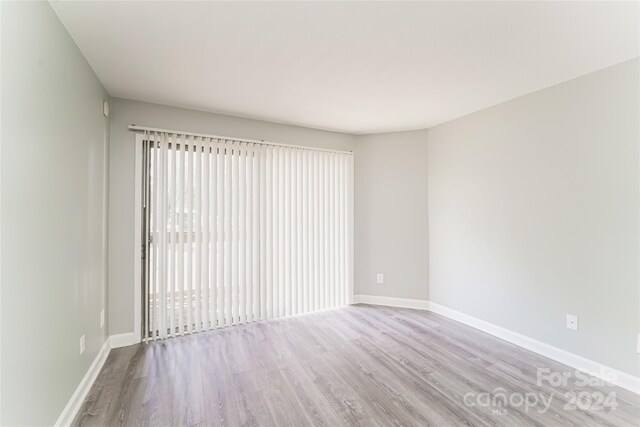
[202,138,211,330]
[178,136,186,334]
[238,143,247,324]
[186,135,194,334]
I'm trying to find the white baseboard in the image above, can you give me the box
[353,294,430,310]
[352,294,640,395]
[54,340,111,427]
[56,332,141,425]
[427,302,640,395]
[109,332,140,348]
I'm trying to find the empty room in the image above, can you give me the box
[1,1,639,426]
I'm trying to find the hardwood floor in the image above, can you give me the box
[73,305,640,426]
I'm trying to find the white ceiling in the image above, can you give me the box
[51,1,639,134]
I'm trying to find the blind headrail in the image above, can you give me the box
[128,124,353,155]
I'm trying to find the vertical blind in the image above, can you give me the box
[142,131,353,340]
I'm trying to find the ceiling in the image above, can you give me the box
[51,1,639,134]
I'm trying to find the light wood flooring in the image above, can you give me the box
[73,304,640,426]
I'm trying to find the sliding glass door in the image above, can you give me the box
[142,131,353,340]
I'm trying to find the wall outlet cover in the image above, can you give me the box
[80,335,86,355]
[100,309,105,328]
[566,314,578,331]
[376,273,384,284]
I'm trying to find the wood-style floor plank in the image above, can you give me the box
[72,305,640,426]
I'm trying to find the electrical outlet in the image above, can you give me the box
[636,334,640,354]
[566,314,578,331]
[376,273,384,284]
[100,309,105,328]
[80,335,86,355]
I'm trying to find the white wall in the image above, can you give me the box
[1,2,110,425]
[108,98,356,335]
[355,130,429,300]
[428,58,639,376]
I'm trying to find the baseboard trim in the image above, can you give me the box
[55,332,141,425]
[54,339,111,427]
[109,332,139,349]
[353,294,430,310]
[352,294,640,395]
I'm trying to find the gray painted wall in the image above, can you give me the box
[108,98,356,335]
[1,2,110,425]
[354,130,429,300]
[427,58,640,376]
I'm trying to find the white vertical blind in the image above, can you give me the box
[144,131,353,340]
